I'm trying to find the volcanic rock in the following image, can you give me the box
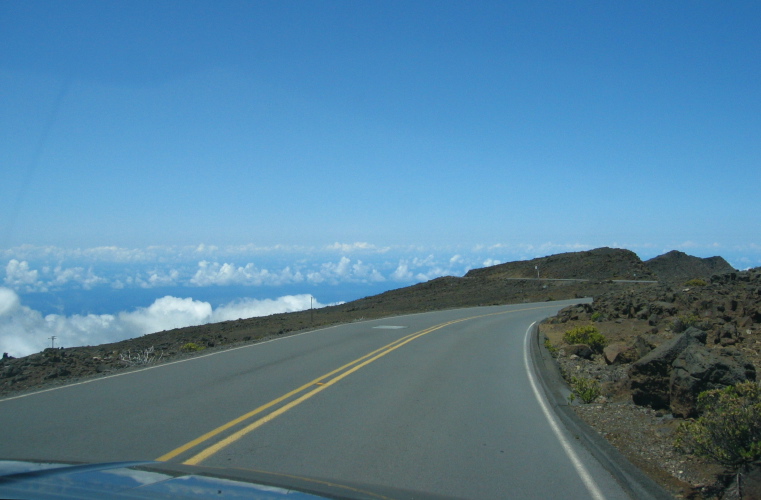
[628,327,707,409]
[669,345,756,417]
[603,342,638,365]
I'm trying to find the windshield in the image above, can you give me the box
[1,2,759,498]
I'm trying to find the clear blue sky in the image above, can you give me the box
[1,1,761,356]
[2,1,759,250]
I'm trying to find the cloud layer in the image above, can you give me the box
[2,240,758,357]
[3,241,760,294]
[0,288,324,358]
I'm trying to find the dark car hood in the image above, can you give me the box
[0,460,444,500]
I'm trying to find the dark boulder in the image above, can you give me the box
[632,335,653,359]
[669,345,756,418]
[564,344,593,360]
[603,342,638,365]
[629,327,707,409]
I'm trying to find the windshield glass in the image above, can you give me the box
[1,2,759,498]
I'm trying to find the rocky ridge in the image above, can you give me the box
[644,250,735,284]
[466,246,657,280]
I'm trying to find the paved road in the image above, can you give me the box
[0,300,636,498]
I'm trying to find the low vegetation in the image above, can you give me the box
[670,314,705,333]
[675,382,761,470]
[180,342,205,353]
[684,278,708,287]
[543,337,558,357]
[568,376,601,404]
[119,346,163,366]
[563,325,607,353]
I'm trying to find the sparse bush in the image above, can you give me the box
[671,314,703,333]
[684,278,708,287]
[591,312,602,322]
[120,346,163,366]
[544,337,558,357]
[181,342,205,353]
[568,376,602,404]
[674,382,761,470]
[563,325,607,353]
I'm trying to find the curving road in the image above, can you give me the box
[0,300,646,498]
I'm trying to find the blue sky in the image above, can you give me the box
[1,1,760,356]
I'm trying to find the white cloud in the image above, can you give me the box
[325,242,390,253]
[3,260,107,292]
[306,257,384,284]
[145,269,180,288]
[0,288,325,358]
[4,260,42,290]
[118,296,212,334]
[51,265,106,289]
[0,288,20,316]
[391,262,413,281]
[210,294,324,322]
[351,260,386,282]
[482,258,501,267]
[190,261,304,287]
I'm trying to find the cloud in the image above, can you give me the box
[118,296,213,334]
[325,242,390,253]
[4,242,758,297]
[390,254,471,283]
[145,269,180,288]
[190,261,304,287]
[210,294,325,322]
[3,260,107,292]
[306,257,385,284]
[51,265,106,289]
[0,288,20,316]
[4,260,42,290]
[0,288,324,358]
[391,262,413,281]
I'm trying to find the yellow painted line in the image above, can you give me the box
[183,318,467,465]
[158,304,561,464]
[156,323,444,462]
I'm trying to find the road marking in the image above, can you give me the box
[0,323,346,403]
[180,318,473,465]
[523,321,606,500]
[155,327,433,462]
[160,304,565,465]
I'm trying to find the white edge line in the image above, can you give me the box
[523,321,606,500]
[0,323,345,403]
[0,303,523,403]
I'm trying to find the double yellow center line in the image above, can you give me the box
[157,306,550,465]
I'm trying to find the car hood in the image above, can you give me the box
[0,460,443,500]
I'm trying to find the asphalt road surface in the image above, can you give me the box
[0,300,637,499]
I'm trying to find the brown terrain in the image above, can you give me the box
[2,247,759,498]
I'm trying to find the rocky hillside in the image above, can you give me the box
[644,250,735,283]
[541,267,761,498]
[465,247,656,280]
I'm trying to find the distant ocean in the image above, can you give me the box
[18,283,397,317]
